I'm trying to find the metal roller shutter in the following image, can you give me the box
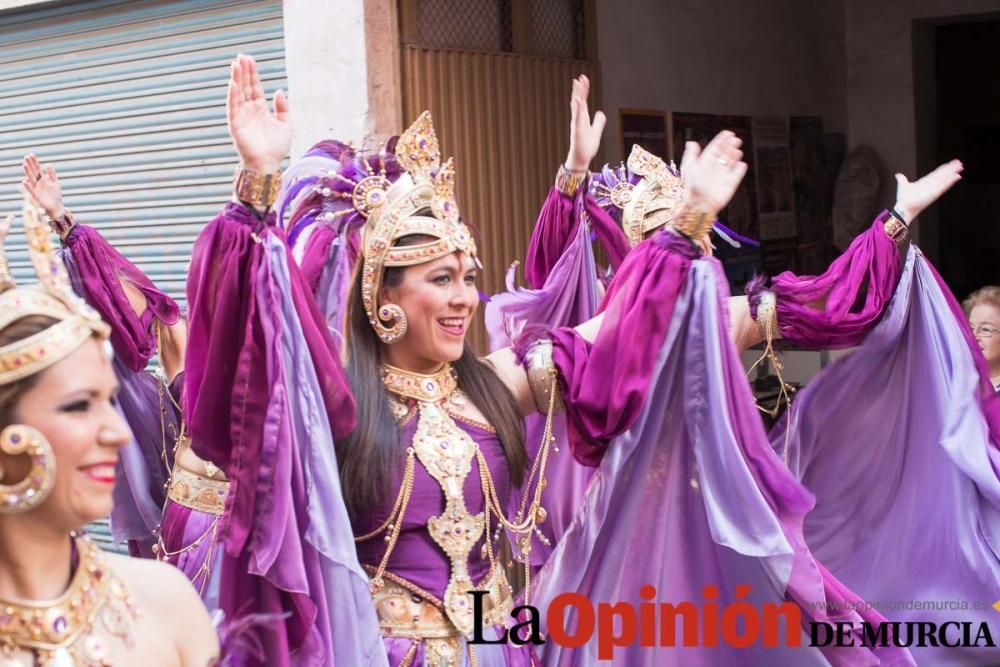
[0,0,286,550]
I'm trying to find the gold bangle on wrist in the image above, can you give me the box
[48,209,77,241]
[234,164,282,210]
[555,164,587,197]
[881,208,909,246]
[673,206,714,241]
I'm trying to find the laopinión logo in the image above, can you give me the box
[468,585,998,661]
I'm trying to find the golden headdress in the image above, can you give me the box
[591,144,686,247]
[360,111,479,343]
[0,198,110,386]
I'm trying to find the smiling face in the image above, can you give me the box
[1,337,130,531]
[970,302,1000,370]
[379,250,479,372]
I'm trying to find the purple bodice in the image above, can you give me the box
[353,414,515,599]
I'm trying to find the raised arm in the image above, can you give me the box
[22,154,183,376]
[737,159,964,351]
[488,132,748,461]
[524,75,629,287]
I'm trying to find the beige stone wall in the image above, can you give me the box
[282,0,401,158]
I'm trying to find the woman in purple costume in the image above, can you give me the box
[181,51,975,665]
[20,154,257,620]
[766,170,1000,665]
[254,54,949,664]
[20,154,186,559]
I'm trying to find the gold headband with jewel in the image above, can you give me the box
[0,198,110,386]
[593,144,686,247]
[360,111,479,343]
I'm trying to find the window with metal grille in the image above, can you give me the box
[406,0,587,60]
[530,0,585,59]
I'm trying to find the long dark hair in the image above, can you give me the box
[338,236,526,518]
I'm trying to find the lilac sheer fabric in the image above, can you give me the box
[775,247,1000,665]
[533,234,912,665]
[485,193,603,558]
[523,187,629,290]
[59,226,180,554]
[184,203,361,665]
[770,212,903,348]
[296,222,362,350]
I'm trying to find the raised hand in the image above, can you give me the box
[22,154,64,218]
[227,54,290,173]
[565,74,606,172]
[679,130,748,215]
[893,159,963,223]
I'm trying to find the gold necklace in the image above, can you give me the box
[381,363,457,402]
[0,536,139,666]
[366,363,557,637]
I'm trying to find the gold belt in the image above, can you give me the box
[367,566,513,636]
[167,466,230,516]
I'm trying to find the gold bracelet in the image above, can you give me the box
[674,206,714,240]
[555,164,587,197]
[48,209,77,241]
[234,164,282,210]
[880,209,909,245]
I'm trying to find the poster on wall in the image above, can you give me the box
[672,112,758,239]
[752,116,796,240]
[619,109,670,162]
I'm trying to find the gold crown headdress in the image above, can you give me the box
[0,198,110,386]
[360,112,479,343]
[591,144,686,247]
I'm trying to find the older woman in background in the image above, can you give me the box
[964,285,1000,392]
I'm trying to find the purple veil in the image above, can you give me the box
[486,193,602,557]
[532,234,913,666]
[774,246,1000,665]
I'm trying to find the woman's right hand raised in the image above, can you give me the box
[227,54,290,174]
[565,74,606,173]
[22,154,65,219]
[679,130,748,216]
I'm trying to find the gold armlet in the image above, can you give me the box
[234,165,282,210]
[524,339,564,415]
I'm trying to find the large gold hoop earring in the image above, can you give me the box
[0,424,56,514]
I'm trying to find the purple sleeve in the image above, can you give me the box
[524,187,630,289]
[184,204,356,474]
[527,232,698,465]
[63,224,180,371]
[769,210,903,348]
